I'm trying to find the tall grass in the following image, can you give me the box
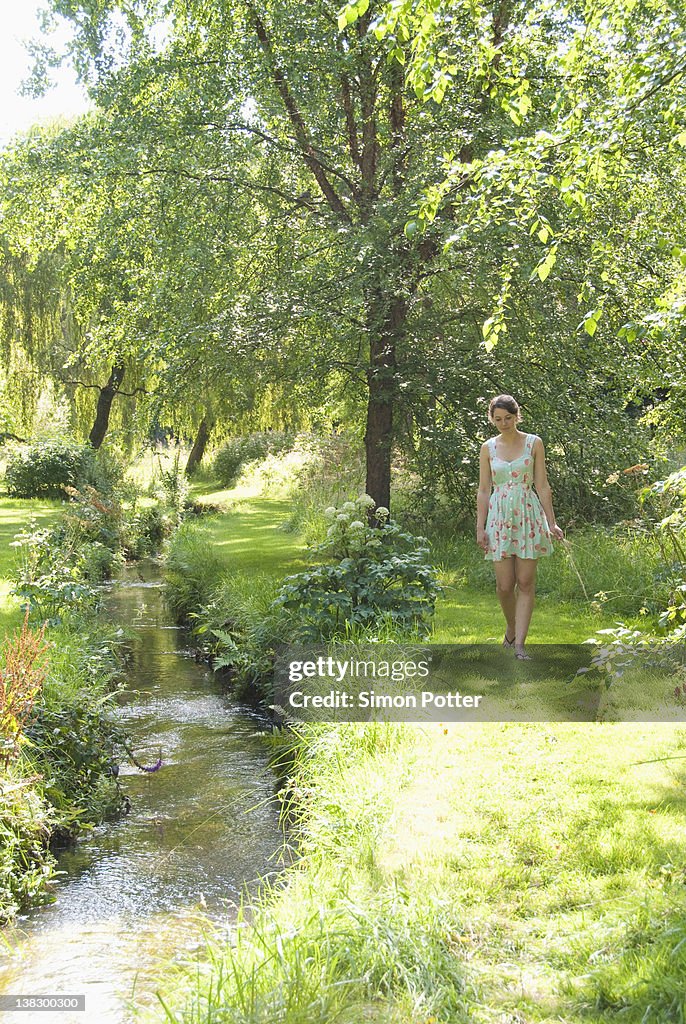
[164,522,228,623]
[431,525,664,618]
[149,716,686,1024]
[150,723,472,1024]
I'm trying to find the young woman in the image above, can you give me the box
[476,394,564,659]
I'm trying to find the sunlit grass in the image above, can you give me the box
[148,719,686,1023]
[176,495,309,578]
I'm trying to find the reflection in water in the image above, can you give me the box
[0,563,284,1023]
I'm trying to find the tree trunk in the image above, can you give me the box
[89,363,125,449]
[364,292,404,516]
[185,415,213,476]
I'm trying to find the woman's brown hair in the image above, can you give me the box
[488,394,521,423]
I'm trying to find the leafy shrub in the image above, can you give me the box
[12,520,101,624]
[154,451,190,529]
[123,505,168,558]
[4,439,96,499]
[271,496,442,639]
[213,432,295,487]
[641,466,686,631]
[0,617,126,921]
[122,455,191,558]
[163,498,441,699]
[26,702,124,825]
[88,446,128,498]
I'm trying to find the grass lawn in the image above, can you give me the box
[378,720,686,1021]
[187,484,310,578]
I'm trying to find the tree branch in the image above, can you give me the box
[245,3,352,223]
[59,376,147,397]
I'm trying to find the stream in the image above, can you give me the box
[0,561,284,1022]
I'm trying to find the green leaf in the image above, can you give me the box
[533,244,558,283]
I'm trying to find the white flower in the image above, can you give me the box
[324,506,337,518]
[336,513,349,522]
[375,506,390,518]
[359,494,376,507]
[349,520,365,529]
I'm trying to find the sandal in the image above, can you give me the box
[503,633,515,648]
[515,646,532,661]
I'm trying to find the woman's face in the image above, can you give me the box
[492,408,518,433]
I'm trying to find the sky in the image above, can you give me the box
[0,1,91,146]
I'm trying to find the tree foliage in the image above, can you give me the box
[0,0,682,520]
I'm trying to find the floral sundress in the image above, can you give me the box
[484,433,554,561]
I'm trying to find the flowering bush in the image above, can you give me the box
[271,495,442,639]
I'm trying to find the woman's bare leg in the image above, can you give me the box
[494,557,516,643]
[514,557,538,654]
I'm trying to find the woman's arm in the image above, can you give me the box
[476,443,492,550]
[532,437,564,539]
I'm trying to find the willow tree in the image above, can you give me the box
[0,124,149,448]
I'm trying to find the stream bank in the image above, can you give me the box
[0,561,284,1023]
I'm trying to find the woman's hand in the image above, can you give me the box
[476,528,490,552]
[549,524,564,541]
